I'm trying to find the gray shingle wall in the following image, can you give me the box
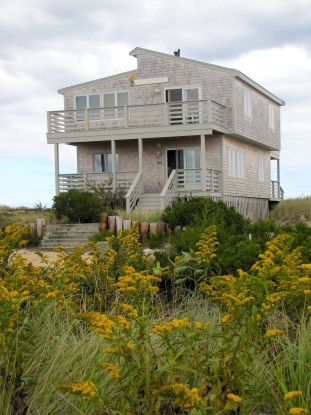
[223,135,271,198]
[235,79,281,150]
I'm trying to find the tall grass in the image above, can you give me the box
[270,195,311,225]
[0,303,110,415]
[116,209,163,223]
[0,207,56,227]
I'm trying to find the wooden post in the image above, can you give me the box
[111,140,116,192]
[108,216,116,232]
[54,143,60,195]
[123,219,132,230]
[149,222,158,235]
[140,222,149,242]
[116,216,123,232]
[100,213,108,232]
[200,134,206,192]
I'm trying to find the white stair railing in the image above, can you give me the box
[125,171,143,212]
[160,170,177,209]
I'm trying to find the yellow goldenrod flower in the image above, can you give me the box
[266,328,285,338]
[288,408,308,415]
[157,383,202,410]
[151,318,191,336]
[61,380,97,400]
[126,341,134,350]
[98,362,121,379]
[227,393,242,404]
[285,391,303,400]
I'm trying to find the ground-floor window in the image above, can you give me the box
[93,153,120,173]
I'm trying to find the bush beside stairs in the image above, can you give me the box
[40,223,99,251]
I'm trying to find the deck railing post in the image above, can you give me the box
[47,112,51,133]
[164,103,169,125]
[124,106,128,127]
[85,109,89,131]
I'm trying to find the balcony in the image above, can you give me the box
[47,100,227,135]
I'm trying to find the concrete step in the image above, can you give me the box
[136,193,161,210]
[40,223,99,251]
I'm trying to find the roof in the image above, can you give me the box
[58,47,285,106]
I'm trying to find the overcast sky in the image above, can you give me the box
[0,0,310,207]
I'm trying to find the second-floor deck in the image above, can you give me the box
[47,99,227,137]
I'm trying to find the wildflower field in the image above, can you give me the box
[0,216,311,414]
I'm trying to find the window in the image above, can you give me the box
[244,87,252,117]
[258,157,265,182]
[75,94,101,121]
[93,153,120,173]
[166,87,200,124]
[228,148,244,178]
[269,103,275,129]
[103,92,129,119]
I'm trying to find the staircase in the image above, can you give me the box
[135,193,162,210]
[40,223,99,251]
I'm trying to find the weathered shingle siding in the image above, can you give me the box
[235,79,281,150]
[62,53,235,130]
[223,135,271,199]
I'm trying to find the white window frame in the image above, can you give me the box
[269,103,275,129]
[74,94,101,122]
[102,91,129,120]
[165,86,201,124]
[228,147,244,179]
[93,153,120,173]
[243,87,252,117]
[258,156,265,182]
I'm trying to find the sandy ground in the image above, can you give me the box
[17,249,60,266]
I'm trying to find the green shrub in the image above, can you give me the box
[52,189,103,223]
[86,182,125,213]
[161,197,248,233]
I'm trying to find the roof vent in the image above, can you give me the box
[174,49,180,57]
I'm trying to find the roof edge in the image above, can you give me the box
[58,69,137,94]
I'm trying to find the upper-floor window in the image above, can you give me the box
[228,147,244,178]
[166,87,200,124]
[258,156,265,182]
[269,103,275,129]
[75,94,101,121]
[93,153,120,173]
[103,92,129,119]
[75,92,129,121]
[244,87,252,117]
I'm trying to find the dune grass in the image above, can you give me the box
[270,195,311,225]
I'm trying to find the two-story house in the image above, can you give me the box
[47,47,284,220]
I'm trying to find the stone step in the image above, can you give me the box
[40,223,99,251]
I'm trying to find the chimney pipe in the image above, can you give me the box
[174,49,180,57]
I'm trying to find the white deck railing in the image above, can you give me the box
[271,180,283,200]
[206,169,221,193]
[160,168,222,209]
[58,172,137,192]
[160,170,177,209]
[48,100,227,134]
[125,171,143,212]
